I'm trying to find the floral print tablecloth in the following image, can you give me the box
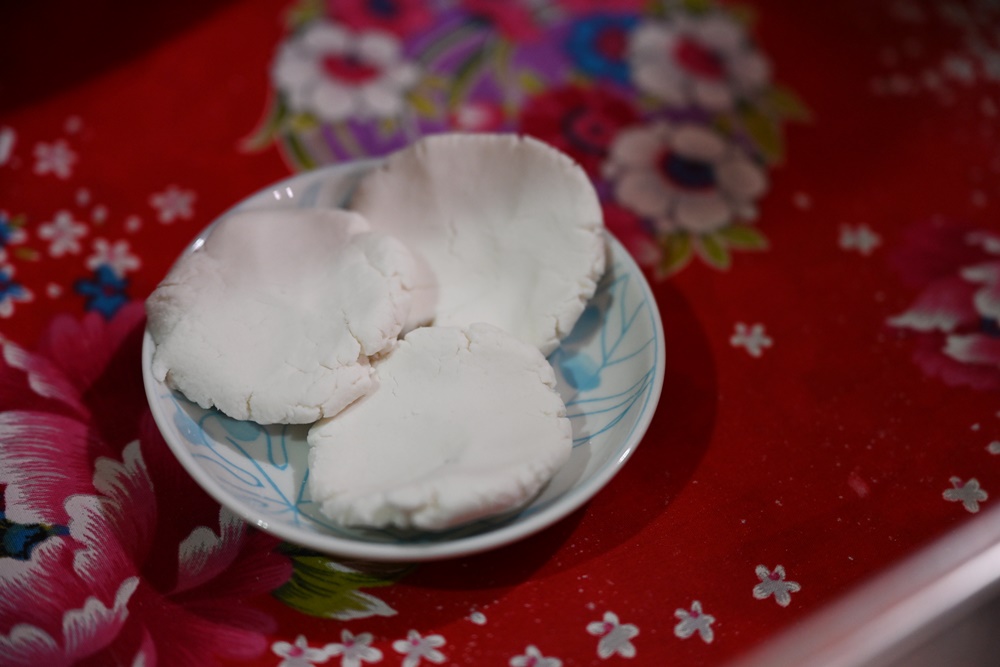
[3,0,1000,665]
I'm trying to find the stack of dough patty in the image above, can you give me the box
[146,133,606,531]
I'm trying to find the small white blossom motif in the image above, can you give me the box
[272,635,330,667]
[392,630,445,667]
[673,600,715,643]
[33,139,77,179]
[629,13,770,112]
[730,322,773,357]
[987,441,1000,455]
[150,185,196,224]
[468,610,487,625]
[324,629,382,667]
[86,238,140,276]
[38,210,87,257]
[0,127,15,166]
[586,611,639,660]
[943,477,988,513]
[510,645,562,667]
[91,204,109,223]
[753,565,801,607]
[839,224,881,255]
[271,21,420,123]
[604,120,767,235]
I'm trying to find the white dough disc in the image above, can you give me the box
[146,208,415,424]
[307,323,572,530]
[350,133,606,355]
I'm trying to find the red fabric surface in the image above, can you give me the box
[3,1,1000,665]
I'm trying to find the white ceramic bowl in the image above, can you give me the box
[142,159,665,562]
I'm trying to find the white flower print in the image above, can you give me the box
[629,12,770,112]
[510,644,562,667]
[730,322,773,357]
[38,210,87,257]
[33,139,77,179]
[149,185,196,224]
[86,238,140,277]
[272,635,330,667]
[839,224,881,255]
[753,565,801,607]
[392,630,445,667]
[586,611,639,660]
[324,629,382,667]
[987,441,1000,455]
[271,21,420,123]
[604,120,767,235]
[943,477,988,513]
[673,600,715,643]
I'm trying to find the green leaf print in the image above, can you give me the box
[661,232,694,275]
[273,544,412,620]
[695,233,732,269]
[717,224,769,250]
[763,85,812,123]
[739,104,785,165]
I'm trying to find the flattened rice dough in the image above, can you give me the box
[307,323,572,530]
[350,133,606,355]
[146,208,415,424]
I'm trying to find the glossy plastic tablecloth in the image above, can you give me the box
[3,1,1000,665]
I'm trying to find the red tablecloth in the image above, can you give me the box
[3,1,1000,665]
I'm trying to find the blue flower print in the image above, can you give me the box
[75,264,129,319]
[0,267,31,317]
[566,14,639,85]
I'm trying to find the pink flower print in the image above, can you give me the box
[325,629,383,666]
[889,222,1000,390]
[1,576,141,667]
[271,22,420,123]
[0,307,293,666]
[586,611,639,659]
[327,0,433,38]
[673,600,715,643]
[149,185,196,224]
[33,140,77,179]
[272,635,330,666]
[510,644,562,667]
[752,565,801,607]
[459,0,543,42]
[86,238,140,277]
[604,120,767,235]
[519,85,640,177]
[393,629,446,667]
[38,211,87,257]
[629,12,770,112]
